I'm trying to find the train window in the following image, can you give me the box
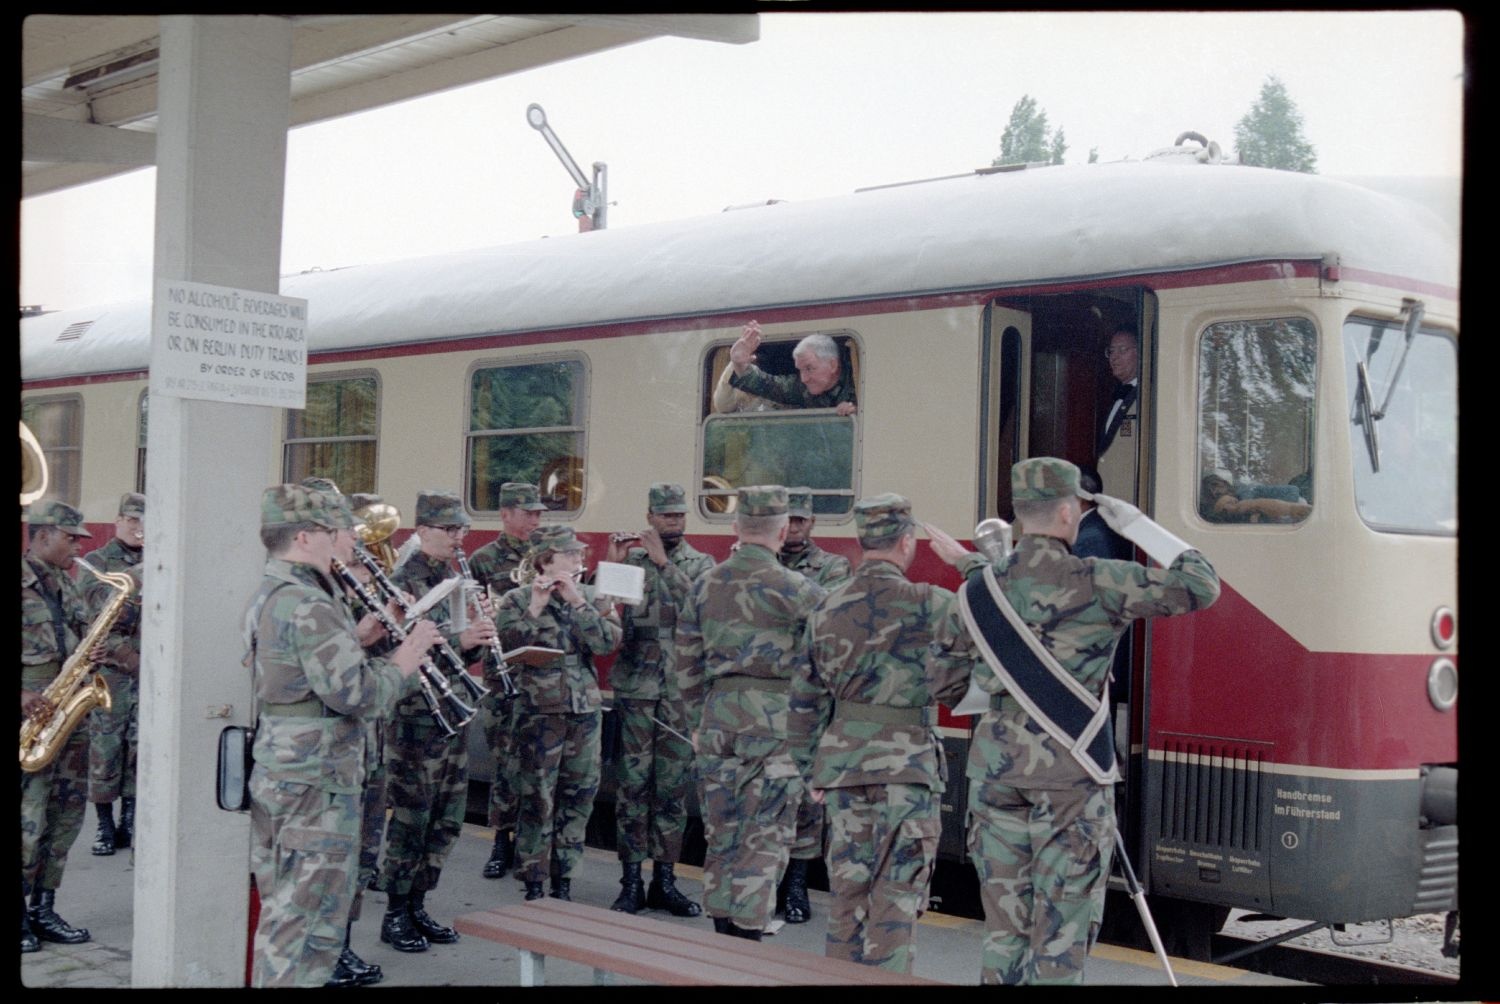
[699,334,860,518]
[1342,317,1456,534]
[136,391,148,493]
[21,395,82,506]
[283,373,379,494]
[467,356,587,515]
[1196,318,1316,525]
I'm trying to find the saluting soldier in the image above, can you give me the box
[21,500,99,954]
[605,483,714,916]
[776,487,851,923]
[466,482,545,881]
[82,493,145,858]
[377,490,497,953]
[670,485,825,940]
[928,458,1219,985]
[493,527,622,901]
[244,484,439,987]
[797,494,971,972]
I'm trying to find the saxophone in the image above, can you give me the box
[20,559,135,773]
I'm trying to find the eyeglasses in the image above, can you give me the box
[437,524,469,537]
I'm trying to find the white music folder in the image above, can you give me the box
[593,561,644,605]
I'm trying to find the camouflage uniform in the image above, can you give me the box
[930,459,1220,985]
[778,490,852,873]
[613,485,715,872]
[670,486,825,933]
[466,526,532,835]
[797,494,970,972]
[82,522,144,808]
[21,504,96,909]
[494,527,622,887]
[245,485,416,988]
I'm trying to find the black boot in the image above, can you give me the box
[115,796,135,850]
[549,876,571,901]
[610,861,644,914]
[728,920,763,941]
[28,889,90,944]
[408,890,459,944]
[91,803,117,857]
[646,861,701,917]
[784,858,811,924]
[379,893,428,953]
[712,916,732,935]
[327,923,382,986]
[21,888,39,954]
[523,881,546,902]
[482,829,514,879]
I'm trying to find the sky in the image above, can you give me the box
[20,11,1466,313]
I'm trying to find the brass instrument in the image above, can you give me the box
[330,558,474,737]
[352,500,402,574]
[973,518,1014,563]
[20,558,132,773]
[21,421,49,506]
[453,545,517,698]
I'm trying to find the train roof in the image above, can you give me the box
[21,161,1458,383]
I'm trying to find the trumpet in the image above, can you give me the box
[453,545,518,698]
[330,558,474,737]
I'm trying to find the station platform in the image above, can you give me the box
[23,819,1302,988]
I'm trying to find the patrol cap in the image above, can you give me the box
[786,488,814,519]
[528,525,587,557]
[648,482,688,514]
[28,499,92,537]
[117,492,146,518]
[499,483,547,512]
[1011,458,1093,502]
[349,492,383,511]
[854,493,914,548]
[415,490,470,527]
[300,476,342,496]
[260,483,355,530]
[736,485,788,516]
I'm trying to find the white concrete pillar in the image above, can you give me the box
[134,15,292,987]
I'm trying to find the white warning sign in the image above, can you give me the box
[151,279,308,408]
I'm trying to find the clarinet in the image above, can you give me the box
[453,545,519,698]
[351,544,493,705]
[330,558,475,735]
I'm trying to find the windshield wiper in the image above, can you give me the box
[1355,299,1425,473]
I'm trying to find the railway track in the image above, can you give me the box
[1209,933,1458,987]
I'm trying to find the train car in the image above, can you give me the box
[21,136,1458,953]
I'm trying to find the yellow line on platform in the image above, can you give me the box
[1089,942,1248,982]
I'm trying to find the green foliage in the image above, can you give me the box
[1234,76,1317,173]
[995,95,1069,167]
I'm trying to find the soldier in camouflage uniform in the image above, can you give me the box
[82,493,145,858]
[669,485,825,939]
[726,322,859,414]
[494,526,622,901]
[244,484,439,987]
[21,501,98,954]
[777,487,852,923]
[796,494,971,972]
[377,490,498,952]
[465,482,545,880]
[928,458,1219,985]
[605,483,715,916]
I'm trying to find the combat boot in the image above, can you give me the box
[21,889,39,954]
[784,858,811,924]
[91,803,117,857]
[408,890,459,944]
[549,876,571,901]
[712,916,732,935]
[115,796,135,850]
[728,920,763,941]
[610,861,645,913]
[645,860,701,917]
[326,922,382,987]
[379,893,429,953]
[482,829,514,879]
[523,881,546,902]
[28,889,90,944]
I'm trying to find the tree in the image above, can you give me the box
[994,95,1068,167]
[1234,76,1317,173]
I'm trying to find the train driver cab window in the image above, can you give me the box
[21,395,82,506]
[1196,318,1316,525]
[468,356,587,515]
[283,373,379,494]
[698,330,860,518]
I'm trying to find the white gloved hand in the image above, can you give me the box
[1091,494,1192,566]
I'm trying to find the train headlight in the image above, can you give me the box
[1430,607,1456,650]
[1426,658,1457,711]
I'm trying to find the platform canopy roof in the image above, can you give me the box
[21,13,759,198]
